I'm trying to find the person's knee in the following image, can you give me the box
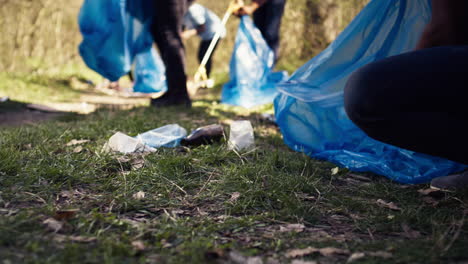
[344,63,383,127]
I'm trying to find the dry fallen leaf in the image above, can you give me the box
[54,209,79,221]
[417,188,444,198]
[0,209,18,216]
[54,234,96,243]
[347,252,365,263]
[43,218,63,232]
[279,223,305,233]
[131,158,145,170]
[171,210,186,217]
[132,191,145,200]
[246,256,263,264]
[227,251,263,264]
[117,156,131,163]
[229,192,241,203]
[376,199,401,211]
[291,261,318,264]
[331,167,339,175]
[285,247,350,258]
[132,240,146,251]
[401,223,421,239]
[347,173,372,182]
[367,251,393,259]
[320,247,351,257]
[73,146,84,153]
[347,251,393,263]
[66,139,90,147]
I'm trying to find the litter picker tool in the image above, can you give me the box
[193,0,243,89]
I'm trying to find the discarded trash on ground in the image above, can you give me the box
[104,124,186,154]
[181,124,224,147]
[136,124,187,148]
[104,121,255,154]
[259,113,276,125]
[228,120,255,151]
[104,132,156,154]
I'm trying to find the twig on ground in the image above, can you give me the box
[161,176,187,195]
[23,192,47,204]
[442,211,466,254]
[196,171,216,197]
[367,228,375,241]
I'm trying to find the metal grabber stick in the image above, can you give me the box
[193,0,243,85]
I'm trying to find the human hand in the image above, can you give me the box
[181,29,197,40]
[233,2,259,17]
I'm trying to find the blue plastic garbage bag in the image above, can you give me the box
[222,16,288,108]
[133,48,168,94]
[78,0,161,86]
[136,124,187,148]
[78,0,128,81]
[274,0,466,184]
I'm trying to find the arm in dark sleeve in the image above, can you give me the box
[417,0,468,49]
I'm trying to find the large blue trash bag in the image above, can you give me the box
[274,0,466,184]
[133,48,168,94]
[78,0,128,81]
[222,16,288,108]
[78,0,158,83]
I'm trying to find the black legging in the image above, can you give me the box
[253,0,286,63]
[344,46,468,164]
[197,39,219,78]
[151,0,188,96]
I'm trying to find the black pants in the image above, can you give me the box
[198,39,219,78]
[253,0,286,62]
[151,0,188,96]
[344,46,468,164]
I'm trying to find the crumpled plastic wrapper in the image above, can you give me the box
[228,120,255,151]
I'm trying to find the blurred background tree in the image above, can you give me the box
[0,0,368,75]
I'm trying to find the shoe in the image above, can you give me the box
[150,92,191,108]
[180,124,224,147]
[430,170,468,191]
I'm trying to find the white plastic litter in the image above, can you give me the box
[228,120,255,151]
[104,132,156,154]
[136,124,187,148]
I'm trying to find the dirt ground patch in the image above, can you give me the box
[0,109,65,127]
[0,91,149,127]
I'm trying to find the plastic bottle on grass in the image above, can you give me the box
[181,124,225,147]
[228,120,255,151]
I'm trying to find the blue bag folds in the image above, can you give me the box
[78,0,129,81]
[78,0,167,93]
[222,16,288,108]
[133,48,168,94]
[274,0,466,184]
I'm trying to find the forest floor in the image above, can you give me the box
[0,70,467,264]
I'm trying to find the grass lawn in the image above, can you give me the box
[0,70,467,264]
